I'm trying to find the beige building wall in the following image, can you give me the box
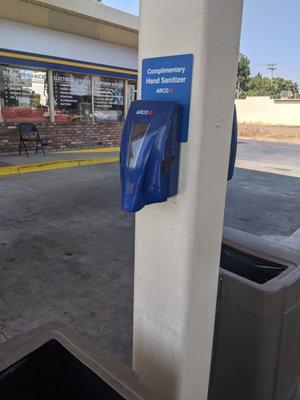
[236,96,300,126]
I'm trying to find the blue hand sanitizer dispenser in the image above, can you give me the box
[227,105,238,181]
[120,100,181,212]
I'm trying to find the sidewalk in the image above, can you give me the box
[0,148,119,176]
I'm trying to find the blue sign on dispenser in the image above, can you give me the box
[141,54,193,142]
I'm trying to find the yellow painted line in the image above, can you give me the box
[0,51,137,76]
[0,158,119,177]
[58,147,120,154]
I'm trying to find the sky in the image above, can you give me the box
[103,0,300,84]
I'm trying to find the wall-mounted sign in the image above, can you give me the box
[141,54,193,142]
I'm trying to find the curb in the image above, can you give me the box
[0,157,119,177]
[55,147,120,154]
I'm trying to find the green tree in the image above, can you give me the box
[270,77,298,98]
[247,74,299,98]
[237,56,250,94]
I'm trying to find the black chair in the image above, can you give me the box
[19,123,46,157]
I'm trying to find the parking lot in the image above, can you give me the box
[0,139,299,365]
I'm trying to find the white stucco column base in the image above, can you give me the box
[133,1,244,399]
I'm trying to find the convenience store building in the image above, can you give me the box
[0,0,138,153]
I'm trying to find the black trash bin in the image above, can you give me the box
[209,227,300,400]
[0,322,157,400]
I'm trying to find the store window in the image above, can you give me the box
[93,76,124,122]
[0,66,49,123]
[53,71,92,123]
[127,80,137,110]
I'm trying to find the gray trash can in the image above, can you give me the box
[0,322,158,400]
[209,227,300,400]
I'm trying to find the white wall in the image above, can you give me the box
[0,18,138,70]
[236,96,300,126]
[40,0,139,31]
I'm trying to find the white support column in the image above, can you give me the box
[124,79,130,118]
[48,70,55,123]
[133,1,244,400]
[91,75,95,124]
[0,98,3,123]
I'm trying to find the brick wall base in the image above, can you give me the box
[0,122,123,154]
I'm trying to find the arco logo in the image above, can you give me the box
[156,87,174,94]
[136,108,155,116]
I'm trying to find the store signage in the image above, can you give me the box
[93,77,124,122]
[141,54,194,142]
[53,72,91,108]
[1,67,46,106]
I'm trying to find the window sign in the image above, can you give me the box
[126,82,137,113]
[53,71,92,123]
[0,66,48,123]
[0,65,136,126]
[93,77,124,122]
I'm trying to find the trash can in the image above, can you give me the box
[0,322,157,400]
[209,227,300,400]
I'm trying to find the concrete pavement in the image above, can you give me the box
[0,139,299,365]
[225,139,300,249]
[236,139,300,177]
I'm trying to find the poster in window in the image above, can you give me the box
[0,66,49,123]
[53,71,92,123]
[93,77,124,122]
